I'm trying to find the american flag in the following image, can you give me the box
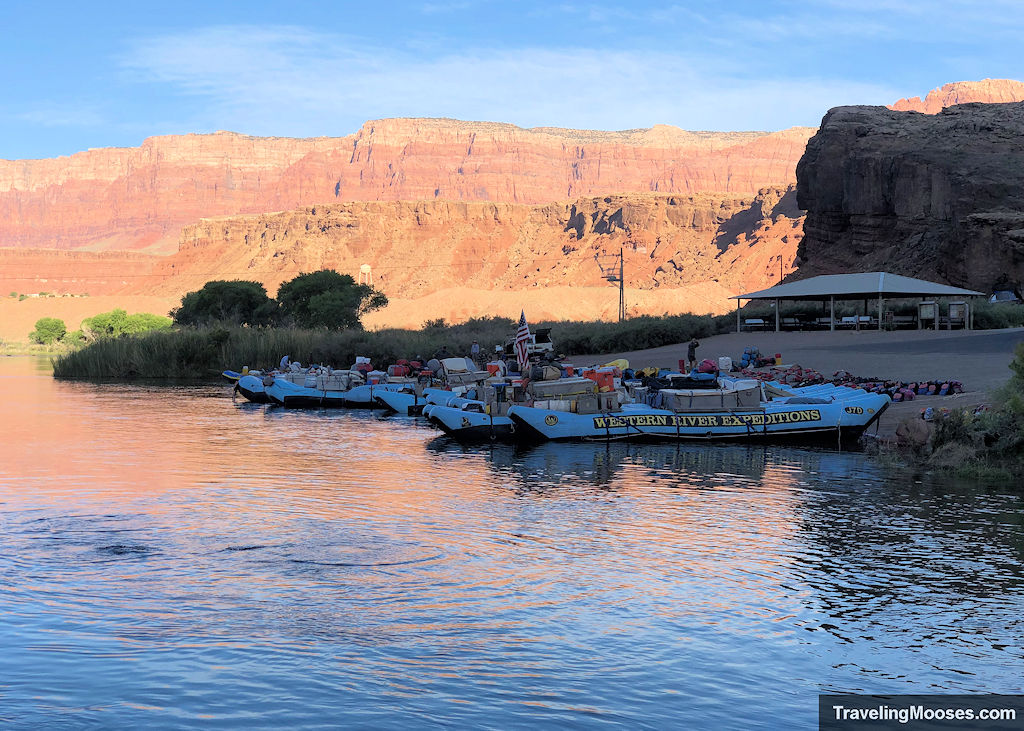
[514,309,531,375]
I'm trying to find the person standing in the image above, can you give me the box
[470,340,480,365]
[687,338,700,371]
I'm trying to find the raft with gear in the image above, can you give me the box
[507,374,890,444]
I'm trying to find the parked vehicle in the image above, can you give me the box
[989,289,1022,304]
[503,327,555,358]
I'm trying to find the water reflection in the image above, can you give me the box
[1,356,1023,727]
[793,472,1024,692]
[427,439,778,493]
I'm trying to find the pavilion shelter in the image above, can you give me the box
[731,272,984,333]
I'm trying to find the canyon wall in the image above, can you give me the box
[104,189,801,326]
[7,79,1023,335]
[0,120,813,254]
[796,102,1024,291]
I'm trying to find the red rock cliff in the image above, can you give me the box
[0,120,813,254]
[796,102,1024,292]
[120,189,801,310]
[888,79,1024,114]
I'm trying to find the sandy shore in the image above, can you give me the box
[576,327,1024,438]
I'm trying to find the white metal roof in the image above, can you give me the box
[732,272,984,300]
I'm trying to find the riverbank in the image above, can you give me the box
[1,341,76,357]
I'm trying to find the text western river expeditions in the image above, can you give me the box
[591,409,823,429]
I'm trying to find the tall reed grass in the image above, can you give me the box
[52,314,735,380]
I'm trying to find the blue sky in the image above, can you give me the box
[1,0,1021,159]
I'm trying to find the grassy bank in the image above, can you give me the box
[888,342,1024,478]
[52,314,734,379]
[1,339,77,356]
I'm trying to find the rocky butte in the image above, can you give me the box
[796,101,1024,292]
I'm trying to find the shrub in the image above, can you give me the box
[29,317,67,344]
[930,408,975,452]
[974,301,1024,330]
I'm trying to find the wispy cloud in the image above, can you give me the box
[552,0,1024,44]
[419,1,483,14]
[120,25,899,136]
[16,104,105,128]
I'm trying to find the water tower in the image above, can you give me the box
[358,264,371,285]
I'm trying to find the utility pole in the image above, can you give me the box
[618,247,625,322]
[596,248,626,322]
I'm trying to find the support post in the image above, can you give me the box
[969,298,974,330]
[736,299,741,333]
[830,296,835,332]
[878,294,883,330]
[774,298,780,332]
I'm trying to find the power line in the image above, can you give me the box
[0,252,642,279]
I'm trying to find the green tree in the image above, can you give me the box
[82,309,173,340]
[29,317,67,344]
[82,309,129,339]
[172,280,278,326]
[122,312,174,334]
[277,270,387,329]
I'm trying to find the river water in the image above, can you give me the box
[1,356,1022,728]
